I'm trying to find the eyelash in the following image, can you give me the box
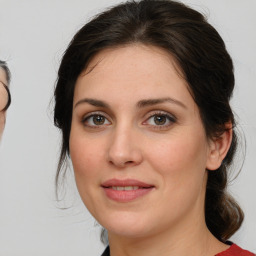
[143,111,177,129]
[82,111,111,129]
[81,111,177,130]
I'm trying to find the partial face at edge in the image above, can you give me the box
[69,44,226,239]
[0,68,9,138]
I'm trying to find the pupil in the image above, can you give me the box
[93,115,105,125]
[154,115,166,125]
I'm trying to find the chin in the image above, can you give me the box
[98,211,153,238]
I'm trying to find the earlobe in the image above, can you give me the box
[206,123,233,171]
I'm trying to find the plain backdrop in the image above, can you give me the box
[0,0,255,255]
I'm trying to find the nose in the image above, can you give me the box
[107,126,143,168]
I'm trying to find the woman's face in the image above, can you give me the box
[0,68,8,137]
[69,45,218,239]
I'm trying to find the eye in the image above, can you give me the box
[153,115,168,125]
[143,112,176,128]
[82,113,111,127]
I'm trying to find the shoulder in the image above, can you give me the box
[216,244,255,256]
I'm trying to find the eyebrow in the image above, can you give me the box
[137,97,187,109]
[74,97,186,109]
[74,98,110,108]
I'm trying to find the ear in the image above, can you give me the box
[206,123,233,171]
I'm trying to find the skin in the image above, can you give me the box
[0,68,8,138]
[69,44,232,256]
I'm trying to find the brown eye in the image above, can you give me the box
[144,112,176,129]
[154,115,167,125]
[82,113,111,127]
[93,115,106,125]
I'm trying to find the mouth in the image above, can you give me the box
[109,186,140,191]
[101,179,155,202]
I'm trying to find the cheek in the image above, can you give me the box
[152,136,206,166]
[69,131,107,212]
[144,133,208,221]
[69,135,105,181]
[69,142,101,222]
[146,130,209,189]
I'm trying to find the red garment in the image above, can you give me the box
[216,244,255,256]
[101,244,255,256]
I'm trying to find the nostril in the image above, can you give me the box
[108,159,135,168]
[107,146,143,167]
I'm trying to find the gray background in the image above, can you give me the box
[0,0,255,255]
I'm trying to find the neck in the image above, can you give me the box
[108,222,228,256]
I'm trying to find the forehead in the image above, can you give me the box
[74,44,197,112]
[76,44,187,95]
[84,44,183,77]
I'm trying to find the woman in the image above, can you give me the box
[53,0,255,255]
[0,60,11,138]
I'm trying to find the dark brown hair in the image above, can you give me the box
[54,0,243,241]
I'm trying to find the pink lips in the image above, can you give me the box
[101,179,154,202]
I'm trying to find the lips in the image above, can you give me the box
[101,179,154,202]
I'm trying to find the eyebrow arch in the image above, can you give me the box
[137,97,187,109]
[74,97,187,109]
[74,98,110,109]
